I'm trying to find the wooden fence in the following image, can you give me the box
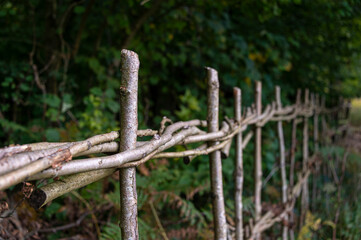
[0,49,348,240]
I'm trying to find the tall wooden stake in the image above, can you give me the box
[312,94,319,211]
[254,81,262,240]
[289,89,301,188]
[119,49,139,239]
[206,67,227,240]
[275,86,288,240]
[300,89,309,229]
[321,96,326,146]
[234,87,243,240]
[289,89,301,240]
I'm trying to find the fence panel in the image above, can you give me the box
[0,49,349,240]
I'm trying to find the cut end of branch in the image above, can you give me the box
[183,157,191,165]
[121,49,140,70]
[29,189,47,209]
[233,87,241,96]
[275,86,282,109]
[205,67,219,87]
[255,81,262,92]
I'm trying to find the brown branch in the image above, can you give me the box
[150,201,169,240]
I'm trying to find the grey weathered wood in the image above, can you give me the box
[288,88,301,240]
[119,49,139,239]
[254,81,262,240]
[234,87,243,240]
[300,89,310,229]
[312,94,320,211]
[275,86,288,240]
[206,67,227,240]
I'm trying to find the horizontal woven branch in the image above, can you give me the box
[0,103,343,191]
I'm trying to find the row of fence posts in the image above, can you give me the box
[117,49,342,240]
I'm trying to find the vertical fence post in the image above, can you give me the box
[234,87,243,240]
[206,67,227,240]
[289,89,301,240]
[288,88,301,240]
[275,86,288,240]
[289,89,301,188]
[254,81,262,240]
[119,49,139,239]
[321,96,326,146]
[312,94,319,211]
[314,94,319,152]
[300,89,309,229]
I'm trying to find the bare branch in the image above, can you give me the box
[118,49,140,239]
[254,81,262,239]
[28,169,114,208]
[28,121,204,180]
[234,87,244,240]
[206,67,227,239]
[0,131,119,190]
[275,86,288,240]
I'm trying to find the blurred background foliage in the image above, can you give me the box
[1,0,361,144]
[1,0,361,239]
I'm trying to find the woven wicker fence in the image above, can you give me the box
[0,49,348,240]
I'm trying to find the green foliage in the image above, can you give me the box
[311,146,361,239]
[1,0,360,144]
[1,0,361,238]
[340,202,361,239]
[100,222,121,240]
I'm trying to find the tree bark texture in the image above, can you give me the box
[300,89,310,229]
[118,49,139,239]
[206,67,227,240]
[312,94,319,211]
[254,81,262,240]
[233,87,244,240]
[275,86,288,240]
[288,88,301,240]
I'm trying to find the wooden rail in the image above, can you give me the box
[0,49,349,239]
